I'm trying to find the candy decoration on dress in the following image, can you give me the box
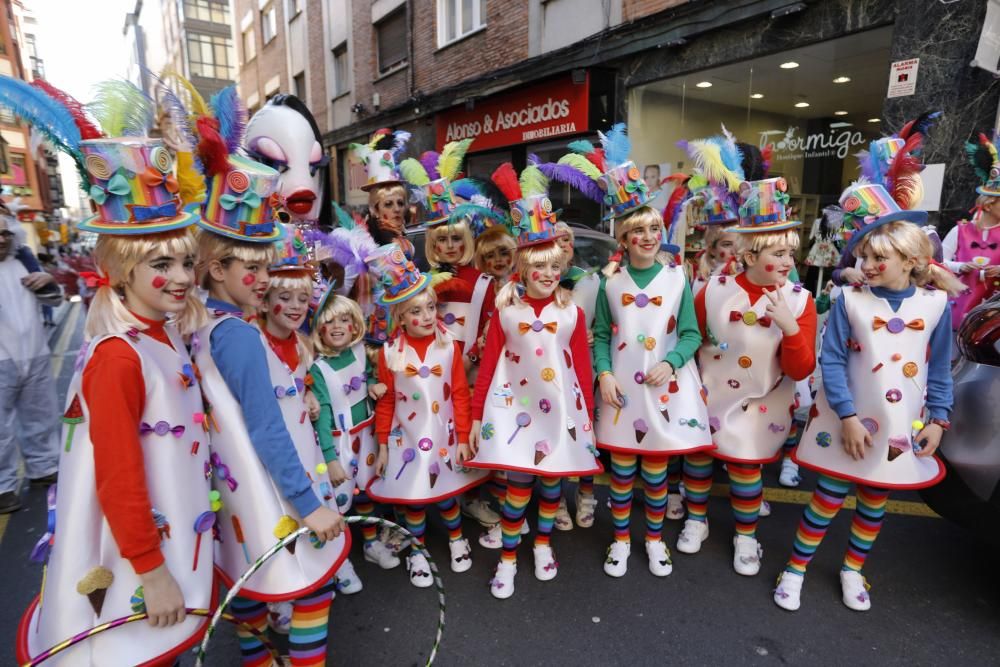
[76,566,114,617]
[61,395,84,452]
[193,510,217,570]
[232,515,251,564]
[273,515,300,554]
[395,447,416,479]
[508,412,532,444]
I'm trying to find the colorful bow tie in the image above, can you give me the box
[971,240,999,250]
[177,363,198,389]
[219,190,262,211]
[139,166,179,193]
[730,310,772,327]
[210,452,239,492]
[405,364,443,378]
[622,293,662,307]
[441,312,466,326]
[872,316,924,333]
[126,200,179,222]
[343,374,366,393]
[88,173,131,205]
[518,320,558,334]
[140,421,186,437]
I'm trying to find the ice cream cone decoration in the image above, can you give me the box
[534,440,551,465]
[633,418,649,443]
[440,447,453,471]
[76,566,114,617]
[274,515,300,554]
[567,417,577,441]
[429,461,441,488]
[887,435,907,461]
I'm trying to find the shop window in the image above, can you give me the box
[332,42,349,97]
[437,0,487,48]
[262,4,277,44]
[242,26,257,63]
[376,9,407,74]
[187,33,234,80]
[184,0,230,24]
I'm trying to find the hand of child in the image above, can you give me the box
[822,280,834,295]
[375,445,388,477]
[469,420,481,454]
[302,505,344,543]
[456,441,473,465]
[304,390,320,422]
[21,271,55,291]
[840,415,872,460]
[599,372,624,409]
[327,460,348,486]
[644,361,674,387]
[586,330,594,346]
[914,423,944,457]
[763,287,799,336]
[961,262,979,275]
[840,267,866,284]
[139,564,186,627]
[368,382,387,401]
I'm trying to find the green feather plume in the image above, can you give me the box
[519,164,548,198]
[87,80,153,137]
[557,153,601,180]
[398,157,430,186]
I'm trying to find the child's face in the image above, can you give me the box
[710,232,739,266]
[265,285,311,333]
[481,246,513,280]
[219,258,270,309]
[319,312,356,351]
[556,233,573,258]
[401,296,437,337]
[126,248,196,317]
[523,256,562,299]
[433,228,466,265]
[745,242,795,286]
[860,243,914,288]
[623,219,662,264]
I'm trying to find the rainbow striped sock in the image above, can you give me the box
[486,473,508,503]
[289,577,336,666]
[229,596,270,667]
[785,474,850,575]
[501,477,533,563]
[728,462,762,537]
[666,456,682,495]
[578,475,595,497]
[353,494,378,544]
[682,453,714,522]
[535,476,561,547]
[843,484,890,572]
[610,453,638,542]
[641,455,669,541]
[782,419,804,455]
[438,496,463,541]
[402,504,427,544]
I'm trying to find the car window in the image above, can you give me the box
[573,234,617,271]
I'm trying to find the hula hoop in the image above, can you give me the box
[21,609,282,667]
[195,516,445,667]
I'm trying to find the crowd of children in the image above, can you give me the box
[8,71,971,665]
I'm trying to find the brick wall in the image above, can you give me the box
[622,0,688,22]
[235,0,288,111]
[306,0,329,134]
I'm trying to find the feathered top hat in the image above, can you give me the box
[678,126,746,225]
[859,111,940,208]
[397,139,476,226]
[840,182,928,253]
[561,124,651,220]
[365,243,430,305]
[731,177,801,234]
[351,128,412,192]
[270,223,315,273]
[486,161,567,248]
[966,130,1000,197]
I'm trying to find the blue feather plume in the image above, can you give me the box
[0,76,81,154]
[209,86,247,153]
[599,122,631,166]
[538,161,605,203]
[567,139,596,155]
[451,177,482,201]
[450,203,508,236]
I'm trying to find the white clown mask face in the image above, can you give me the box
[245,104,326,222]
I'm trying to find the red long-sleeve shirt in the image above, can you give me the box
[694,273,817,381]
[471,293,595,420]
[375,334,472,445]
[82,315,173,574]
[261,322,300,370]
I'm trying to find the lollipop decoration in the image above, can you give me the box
[507,412,532,444]
[232,515,251,564]
[193,510,217,570]
[902,361,922,391]
[613,392,628,425]
[395,447,416,479]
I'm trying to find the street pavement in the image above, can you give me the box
[2,303,999,666]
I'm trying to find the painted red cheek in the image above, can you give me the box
[630,237,639,246]
[655,232,662,242]
[242,273,256,286]
[411,319,420,327]
[319,325,327,335]
[151,276,167,289]
[531,271,541,281]
[272,304,282,315]
[878,263,886,272]
[765,264,775,272]
[347,323,353,333]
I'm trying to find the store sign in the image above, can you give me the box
[887,58,919,98]
[758,125,867,161]
[436,74,590,152]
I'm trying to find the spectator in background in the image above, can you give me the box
[0,202,62,513]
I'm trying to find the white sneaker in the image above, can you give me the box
[733,535,762,576]
[490,560,517,599]
[462,498,501,527]
[774,571,804,611]
[759,499,772,517]
[479,523,503,549]
[334,557,363,594]
[554,497,574,531]
[677,519,709,554]
[449,538,472,573]
[840,570,871,611]
[266,601,292,634]
[364,540,401,569]
[779,459,801,487]
[533,545,558,581]
[380,524,409,554]
[645,540,673,577]
[406,553,433,588]
[603,541,630,577]
[576,492,598,528]
[666,493,685,520]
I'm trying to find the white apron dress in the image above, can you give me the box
[438,272,493,354]
[467,301,602,477]
[596,265,714,455]
[367,340,488,503]
[195,315,349,601]
[19,329,213,667]
[571,270,601,329]
[312,342,379,509]
[796,286,947,489]
[699,276,810,463]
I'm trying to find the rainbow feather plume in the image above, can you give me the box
[209,86,248,153]
[88,80,153,137]
[685,138,743,192]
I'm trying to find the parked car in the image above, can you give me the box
[919,295,1000,546]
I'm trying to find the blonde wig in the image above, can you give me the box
[311,294,366,357]
[474,225,516,273]
[195,228,277,289]
[496,242,573,309]
[425,218,475,269]
[736,229,801,260]
[385,288,453,371]
[86,227,207,339]
[602,205,672,276]
[853,220,965,296]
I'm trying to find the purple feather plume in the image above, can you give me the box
[419,151,440,180]
[538,162,604,203]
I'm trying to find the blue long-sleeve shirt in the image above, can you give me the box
[207,297,321,518]
[820,285,953,421]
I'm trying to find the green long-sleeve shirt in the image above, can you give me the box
[592,262,702,375]
[309,348,376,463]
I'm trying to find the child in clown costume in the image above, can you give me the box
[368,243,486,587]
[12,75,215,665]
[679,176,817,577]
[774,183,962,612]
[467,163,601,599]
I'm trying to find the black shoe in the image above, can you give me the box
[29,472,58,486]
[0,491,22,514]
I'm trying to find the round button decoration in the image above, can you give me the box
[886,317,905,334]
[861,417,879,434]
[418,365,431,378]
[539,398,552,413]
[412,392,421,400]
[366,453,375,466]
[902,362,918,378]
[742,311,758,326]
[153,421,170,436]
[535,347,543,356]
[738,356,753,369]
[316,463,328,475]
[634,371,645,384]
[637,334,646,343]
[431,400,440,414]
[816,431,832,448]
[885,388,902,403]
[520,396,530,406]
[644,337,656,351]
[541,368,555,381]
[418,437,433,451]
[443,313,457,325]
[891,353,902,361]
[209,490,221,502]
[531,320,544,333]
[635,293,650,308]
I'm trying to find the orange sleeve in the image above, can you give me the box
[449,341,472,444]
[778,294,818,381]
[374,347,397,445]
[694,283,708,338]
[82,338,164,575]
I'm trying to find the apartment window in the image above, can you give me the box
[262,4,277,44]
[242,26,256,62]
[376,9,407,74]
[293,72,306,99]
[187,33,234,80]
[437,0,486,47]
[0,107,15,125]
[184,0,230,24]
[286,0,301,18]
[332,42,349,96]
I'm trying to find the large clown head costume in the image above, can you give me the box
[245,94,332,228]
